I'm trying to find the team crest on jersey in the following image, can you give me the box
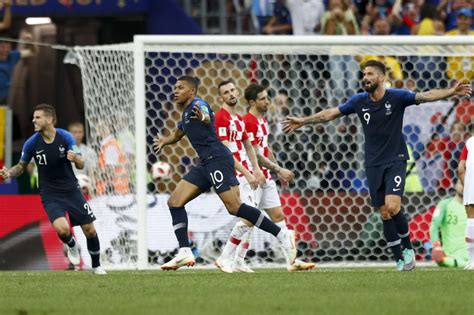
[385,102,392,115]
[218,127,227,137]
[59,145,66,158]
[184,112,190,124]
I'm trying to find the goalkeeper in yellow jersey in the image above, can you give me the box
[429,180,468,268]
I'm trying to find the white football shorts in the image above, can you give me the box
[255,179,281,210]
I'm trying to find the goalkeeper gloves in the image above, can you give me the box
[431,241,446,263]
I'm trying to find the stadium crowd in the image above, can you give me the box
[243,0,472,36]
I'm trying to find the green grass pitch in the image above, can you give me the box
[1,268,473,315]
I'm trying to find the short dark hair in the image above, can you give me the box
[34,104,57,125]
[217,79,235,95]
[244,84,266,103]
[363,60,386,75]
[177,75,199,90]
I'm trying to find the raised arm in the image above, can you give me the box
[153,128,185,154]
[415,82,472,103]
[283,107,343,133]
[0,160,29,179]
[0,0,12,31]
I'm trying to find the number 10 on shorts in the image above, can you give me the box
[210,170,224,185]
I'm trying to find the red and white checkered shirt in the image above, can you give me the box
[243,112,271,180]
[214,107,250,176]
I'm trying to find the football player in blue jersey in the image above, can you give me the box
[0,104,106,274]
[154,76,296,271]
[283,60,472,271]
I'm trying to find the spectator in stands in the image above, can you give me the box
[445,8,473,82]
[261,0,293,34]
[68,122,97,179]
[411,3,445,35]
[286,0,325,34]
[267,89,290,136]
[371,17,392,35]
[360,0,399,34]
[390,0,421,35]
[250,0,274,33]
[429,180,468,268]
[321,0,360,35]
[96,124,129,195]
[427,120,467,191]
[437,0,473,31]
[321,0,360,104]
[0,0,13,104]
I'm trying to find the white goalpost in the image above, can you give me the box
[75,35,474,270]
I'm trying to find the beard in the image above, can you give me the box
[226,98,238,107]
[363,81,378,93]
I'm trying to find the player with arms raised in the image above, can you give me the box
[284,60,472,271]
[0,104,106,274]
[154,76,296,270]
[458,126,474,270]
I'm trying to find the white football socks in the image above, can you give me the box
[221,221,252,259]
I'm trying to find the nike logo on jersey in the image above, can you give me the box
[393,188,400,192]
[362,108,370,112]
[215,183,224,190]
[36,150,44,154]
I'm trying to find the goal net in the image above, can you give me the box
[74,36,474,269]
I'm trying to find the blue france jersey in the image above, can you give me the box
[21,128,80,193]
[178,98,232,163]
[338,89,417,167]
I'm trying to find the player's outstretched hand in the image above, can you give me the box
[283,116,305,134]
[277,168,295,183]
[190,101,205,121]
[0,167,10,179]
[67,150,77,162]
[453,81,472,98]
[153,134,164,154]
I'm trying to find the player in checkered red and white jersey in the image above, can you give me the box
[216,82,315,273]
[214,80,264,273]
[214,80,265,189]
[458,125,474,270]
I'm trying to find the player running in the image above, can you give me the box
[0,104,106,274]
[153,76,296,271]
[284,60,472,271]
